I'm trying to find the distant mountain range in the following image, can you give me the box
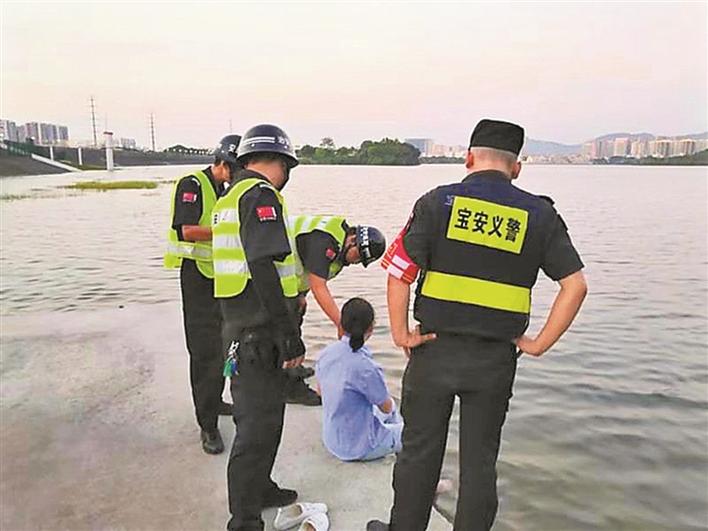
[523,131,708,156]
[523,139,581,156]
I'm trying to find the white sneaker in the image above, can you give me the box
[273,502,328,530]
[298,512,330,531]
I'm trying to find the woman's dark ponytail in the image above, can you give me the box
[341,297,375,352]
[350,332,366,352]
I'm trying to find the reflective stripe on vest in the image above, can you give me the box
[421,270,531,314]
[163,170,217,278]
[212,178,298,299]
[289,215,347,293]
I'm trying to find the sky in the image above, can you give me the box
[1,1,706,149]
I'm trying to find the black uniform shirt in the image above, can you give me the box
[238,173,291,262]
[402,170,584,282]
[219,169,298,328]
[295,231,342,280]
[172,166,223,241]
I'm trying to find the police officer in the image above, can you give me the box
[212,124,304,531]
[292,215,386,331]
[368,119,588,531]
[164,134,241,455]
[281,216,387,406]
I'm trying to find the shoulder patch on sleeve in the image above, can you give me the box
[181,191,198,203]
[256,205,278,222]
[189,176,201,186]
[325,248,337,261]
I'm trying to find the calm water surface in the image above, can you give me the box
[1,164,707,529]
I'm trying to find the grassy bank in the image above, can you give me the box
[64,180,158,190]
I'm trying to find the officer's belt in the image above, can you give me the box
[421,271,531,314]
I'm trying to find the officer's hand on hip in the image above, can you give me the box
[396,325,436,358]
[514,334,545,357]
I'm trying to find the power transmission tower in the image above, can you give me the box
[90,96,98,147]
[149,113,156,151]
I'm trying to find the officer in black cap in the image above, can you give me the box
[164,134,241,455]
[212,124,305,530]
[368,119,588,531]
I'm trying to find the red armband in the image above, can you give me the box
[380,227,420,284]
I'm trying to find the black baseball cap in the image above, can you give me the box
[469,119,525,156]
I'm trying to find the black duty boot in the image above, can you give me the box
[262,486,298,508]
[366,520,390,531]
[200,429,224,455]
[286,380,322,406]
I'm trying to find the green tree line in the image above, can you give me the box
[297,138,420,166]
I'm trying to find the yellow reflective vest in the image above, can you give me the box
[212,178,298,299]
[290,215,347,293]
[163,170,217,279]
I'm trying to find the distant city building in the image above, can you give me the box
[581,141,595,159]
[613,137,631,157]
[430,144,446,157]
[404,138,434,157]
[40,123,58,144]
[671,139,696,157]
[120,137,137,150]
[630,139,648,158]
[25,122,41,143]
[652,139,672,158]
[0,119,19,142]
[14,121,69,145]
[430,144,467,158]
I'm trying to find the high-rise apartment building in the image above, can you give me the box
[630,139,648,158]
[404,138,434,157]
[25,122,41,142]
[0,119,19,142]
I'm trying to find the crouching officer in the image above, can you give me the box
[368,119,588,531]
[281,216,386,406]
[292,215,386,332]
[212,124,304,531]
[164,134,240,455]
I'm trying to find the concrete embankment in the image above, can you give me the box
[0,302,450,530]
[0,153,69,177]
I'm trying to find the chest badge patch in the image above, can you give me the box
[256,205,277,222]
[447,196,529,254]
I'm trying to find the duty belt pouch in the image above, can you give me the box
[240,330,279,370]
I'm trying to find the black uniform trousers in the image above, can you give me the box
[179,259,225,433]
[389,333,517,531]
[225,325,287,531]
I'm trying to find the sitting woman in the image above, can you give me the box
[315,297,403,461]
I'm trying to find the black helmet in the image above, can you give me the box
[236,124,299,168]
[355,226,386,267]
[213,134,242,165]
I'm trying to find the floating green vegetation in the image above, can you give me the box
[64,180,158,191]
[0,193,31,201]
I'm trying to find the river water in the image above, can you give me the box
[1,164,707,530]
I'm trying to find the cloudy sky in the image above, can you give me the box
[1,1,706,148]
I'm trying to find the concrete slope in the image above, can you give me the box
[0,302,450,531]
[0,154,69,177]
